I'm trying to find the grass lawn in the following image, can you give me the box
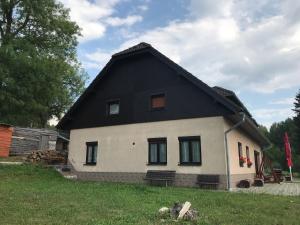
[0,165,299,225]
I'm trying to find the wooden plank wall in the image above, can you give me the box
[10,127,58,156]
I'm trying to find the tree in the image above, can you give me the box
[263,117,300,172]
[268,118,297,152]
[293,89,300,150]
[0,0,86,127]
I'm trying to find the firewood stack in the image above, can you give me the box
[159,201,198,221]
[26,150,65,164]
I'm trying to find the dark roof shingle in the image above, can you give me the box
[112,42,151,57]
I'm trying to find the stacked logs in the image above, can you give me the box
[26,150,65,164]
[159,201,198,221]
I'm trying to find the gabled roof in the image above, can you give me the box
[57,42,244,129]
[112,42,151,57]
[213,86,252,116]
[212,86,259,126]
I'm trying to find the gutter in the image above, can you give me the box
[224,112,246,190]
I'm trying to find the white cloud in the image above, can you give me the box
[188,0,233,18]
[105,15,142,27]
[48,117,59,126]
[85,50,111,68]
[82,61,102,70]
[60,0,142,42]
[137,5,148,12]
[270,97,294,105]
[252,107,295,128]
[85,0,300,93]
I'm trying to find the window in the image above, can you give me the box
[238,142,243,158]
[238,142,244,167]
[151,94,165,109]
[246,146,252,167]
[148,138,167,164]
[86,142,98,165]
[107,100,120,115]
[179,136,201,165]
[246,146,250,159]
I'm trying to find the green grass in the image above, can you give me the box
[1,165,300,225]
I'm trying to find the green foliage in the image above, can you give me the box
[0,0,86,127]
[293,89,300,148]
[264,118,300,171]
[1,164,300,225]
[268,118,298,152]
[262,90,300,172]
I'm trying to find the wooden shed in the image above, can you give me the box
[10,127,58,156]
[0,123,13,157]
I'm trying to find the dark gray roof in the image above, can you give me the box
[213,86,235,97]
[213,86,258,126]
[112,42,151,57]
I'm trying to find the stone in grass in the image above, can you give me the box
[159,207,170,215]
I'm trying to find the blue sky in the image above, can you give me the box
[60,0,300,128]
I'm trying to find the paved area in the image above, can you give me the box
[232,182,300,196]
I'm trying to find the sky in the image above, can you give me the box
[59,0,300,128]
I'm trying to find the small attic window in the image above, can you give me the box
[107,100,120,115]
[151,94,165,109]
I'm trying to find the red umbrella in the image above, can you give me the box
[284,132,293,180]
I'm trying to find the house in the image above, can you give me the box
[57,42,269,189]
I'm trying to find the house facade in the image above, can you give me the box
[57,43,269,189]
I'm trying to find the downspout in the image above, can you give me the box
[224,112,246,190]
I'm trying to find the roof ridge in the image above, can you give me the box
[112,42,151,57]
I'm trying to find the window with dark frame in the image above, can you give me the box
[238,142,243,167]
[246,146,250,159]
[151,94,165,109]
[107,100,120,115]
[86,142,98,165]
[178,136,201,165]
[148,138,167,164]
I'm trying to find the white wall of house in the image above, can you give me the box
[69,116,263,181]
[224,119,262,176]
[69,116,228,175]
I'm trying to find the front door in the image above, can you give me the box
[254,151,260,175]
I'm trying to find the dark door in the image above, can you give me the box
[254,151,260,175]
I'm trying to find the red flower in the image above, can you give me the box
[239,157,246,163]
[247,158,252,167]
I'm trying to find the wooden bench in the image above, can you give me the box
[144,170,176,187]
[196,175,220,189]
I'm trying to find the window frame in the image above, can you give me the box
[147,138,167,165]
[238,142,244,167]
[178,136,201,166]
[246,146,250,159]
[107,99,120,116]
[150,93,166,111]
[85,141,98,165]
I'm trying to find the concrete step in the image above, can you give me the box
[53,165,77,180]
